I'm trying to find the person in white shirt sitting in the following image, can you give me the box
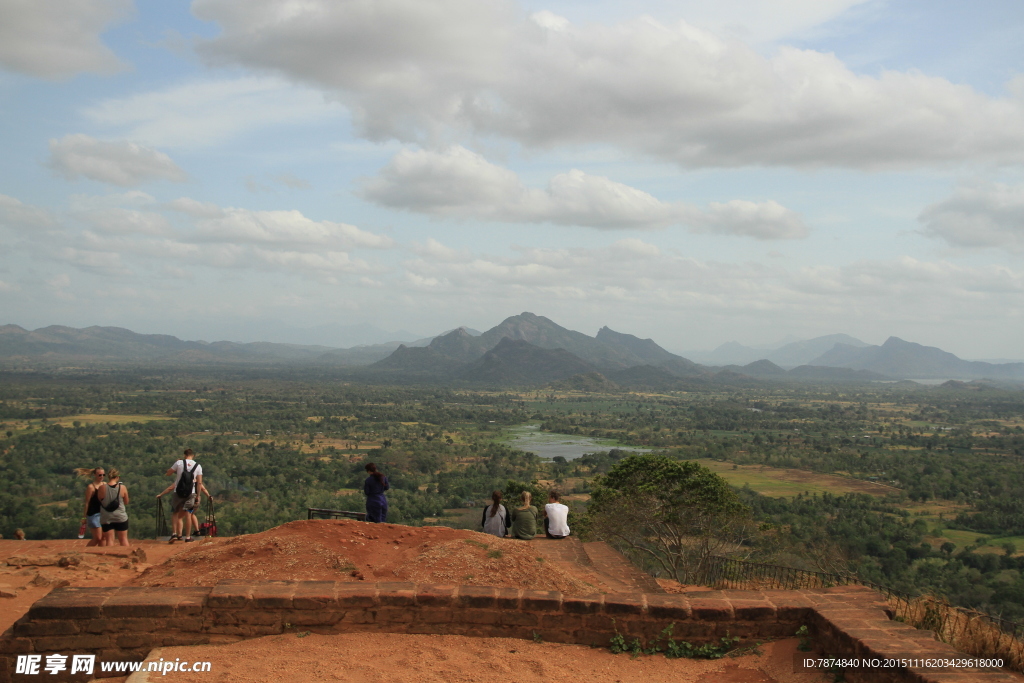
[543,490,570,539]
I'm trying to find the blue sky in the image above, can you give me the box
[1,0,1022,357]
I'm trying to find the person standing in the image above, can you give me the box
[75,467,105,547]
[543,490,571,539]
[97,468,130,547]
[158,478,211,535]
[162,448,203,543]
[363,462,389,523]
[509,491,538,540]
[481,490,508,538]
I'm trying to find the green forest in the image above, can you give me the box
[3,366,1024,621]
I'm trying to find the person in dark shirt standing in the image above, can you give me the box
[75,467,105,547]
[363,462,389,523]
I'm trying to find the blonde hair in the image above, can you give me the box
[107,468,120,481]
[520,491,531,506]
[74,467,102,480]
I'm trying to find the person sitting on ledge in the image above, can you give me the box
[509,491,538,540]
[543,490,570,539]
[481,490,508,538]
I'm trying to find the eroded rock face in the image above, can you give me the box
[5,555,63,567]
[28,573,70,588]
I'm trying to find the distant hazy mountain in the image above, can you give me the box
[809,337,1024,380]
[767,334,870,368]
[0,324,336,363]
[7,319,1013,386]
[687,334,869,367]
[689,341,764,366]
[369,344,466,375]
[427,327,490,362]
[719,359,787,377]
[595,327,704,376]
[472,313,641,368]
[421,312,695,370]
[300,326,483,365]
[459,338,595,384]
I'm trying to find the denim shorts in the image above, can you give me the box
[86,513,102,529]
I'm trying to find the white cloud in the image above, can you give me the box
[697,200,808,239]
[83,77,344,149]
[415,238,472,263]
[57,247,130,276]
[0,279,19,293]
[274,173,311,190]
[164,197,224,219]
[69,191,155,211]
[0,190,392,283]
[0,194,56,230]
[0,0,130,79]
[193,1,1024,169]
[363,146,807,237]
[661,0,873,44]
[77,208,171,236]
[193,0,515,142]
[920,182,1024,252]
[194,209,395,249]
[49,135,187,187]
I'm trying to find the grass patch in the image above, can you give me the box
[47,414,176,427]
[694,459,894,499]
[487,549,503,559]
[463,539,489,549]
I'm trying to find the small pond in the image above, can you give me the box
[502,424,651,461]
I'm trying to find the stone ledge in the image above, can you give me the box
[1,583,1020,683]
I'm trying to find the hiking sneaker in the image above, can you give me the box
[184,537,194,543]
[168,535,180,544]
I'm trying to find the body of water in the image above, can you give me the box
[502,424,651,461]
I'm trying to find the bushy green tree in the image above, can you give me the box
[586,454,754,582]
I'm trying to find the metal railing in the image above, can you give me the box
[307,507,367,521]
[155,497,169,538]
[698,555,1024,671]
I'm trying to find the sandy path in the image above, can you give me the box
[128,633,828,683]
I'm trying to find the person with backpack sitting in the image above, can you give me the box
[97,468,130,547]
[160,448,203,543]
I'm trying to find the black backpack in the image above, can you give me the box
[101,483,121,512]
[175,460,197,498]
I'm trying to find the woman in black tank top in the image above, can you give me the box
[75,467,105,547]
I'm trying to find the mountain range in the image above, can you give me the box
[808,337,1024,380]
[2,317,1022,387]
[685,333,872,367]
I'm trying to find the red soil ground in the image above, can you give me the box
[131,633,827,683]
[129,519,596,595]
[0,525,829,683]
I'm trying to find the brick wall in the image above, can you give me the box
[1,583,1019,683]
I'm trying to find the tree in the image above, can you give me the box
[585,454,754,583]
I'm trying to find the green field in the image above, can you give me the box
[49,414,176,426]
[693,459,896,499]
[935,529,1024,556]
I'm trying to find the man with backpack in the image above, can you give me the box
[159,448,203,543]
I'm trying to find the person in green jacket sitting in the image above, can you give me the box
[509,491,538,540]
